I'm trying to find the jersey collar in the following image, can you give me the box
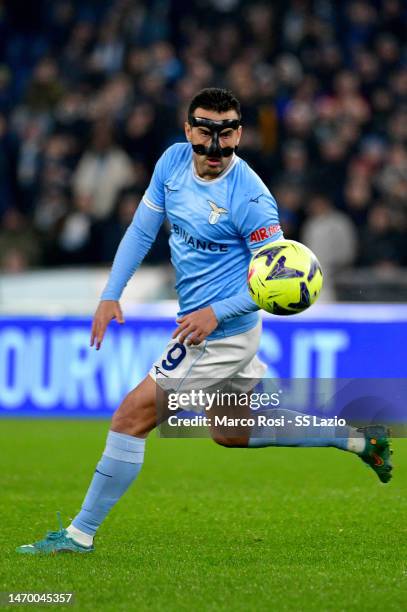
[191,153,238,185]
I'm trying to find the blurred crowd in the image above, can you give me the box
[0,0,406,275]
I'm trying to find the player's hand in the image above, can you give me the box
[90,300,125,350]
[172,306,218,345]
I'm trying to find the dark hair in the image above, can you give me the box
[188,88,241,121]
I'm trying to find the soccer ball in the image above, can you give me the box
[247,240,323,315]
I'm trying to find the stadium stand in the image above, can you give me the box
[0,0,406,300]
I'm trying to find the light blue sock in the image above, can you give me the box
[248,408,364,453]
[72,431,145,536]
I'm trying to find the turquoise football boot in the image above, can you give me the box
[16,513,94,554]
[357,425,393,483]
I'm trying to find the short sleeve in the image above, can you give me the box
[142,148,170,212]
[233,170,283,253]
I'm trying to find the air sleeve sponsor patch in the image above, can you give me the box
[249,224,281,243]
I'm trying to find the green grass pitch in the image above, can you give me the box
[1,420,406,611]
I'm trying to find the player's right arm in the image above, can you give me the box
[90,149,169,349]
[91,300,125,350]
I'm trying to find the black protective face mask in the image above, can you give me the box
[188,115,240,158]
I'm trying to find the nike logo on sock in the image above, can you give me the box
[95,469,112,478]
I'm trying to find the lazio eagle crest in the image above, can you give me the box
[208,200,228,225]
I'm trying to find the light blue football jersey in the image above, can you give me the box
[102,142,283,339]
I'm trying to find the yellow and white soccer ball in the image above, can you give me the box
[247,239,323,315]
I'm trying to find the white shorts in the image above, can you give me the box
[149,321,266,393]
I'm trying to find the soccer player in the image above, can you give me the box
[17,88,392,554]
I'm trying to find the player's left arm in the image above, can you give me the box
[209,187,283,322]
[173,183,283,345]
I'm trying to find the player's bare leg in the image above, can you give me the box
[111,375,159,437]
[16,375,160,554]
[210,405,392,484]
[208,401,251,448]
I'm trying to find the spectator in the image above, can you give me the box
[0,0,405,273]
[342,177,371,227]
[376,143,407,214]
[276,140,309,190]
[273,182,304,241]
[72,119,134,220]
[122,103,159,172]
[88,21,124,76]
[0,114,15,216]
[25,58,65,113]
[90,187,170,265]
[0,208,41,271]
[359,205,405,268]
[301,193,357,275]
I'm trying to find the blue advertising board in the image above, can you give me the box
[0,304,406,417]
